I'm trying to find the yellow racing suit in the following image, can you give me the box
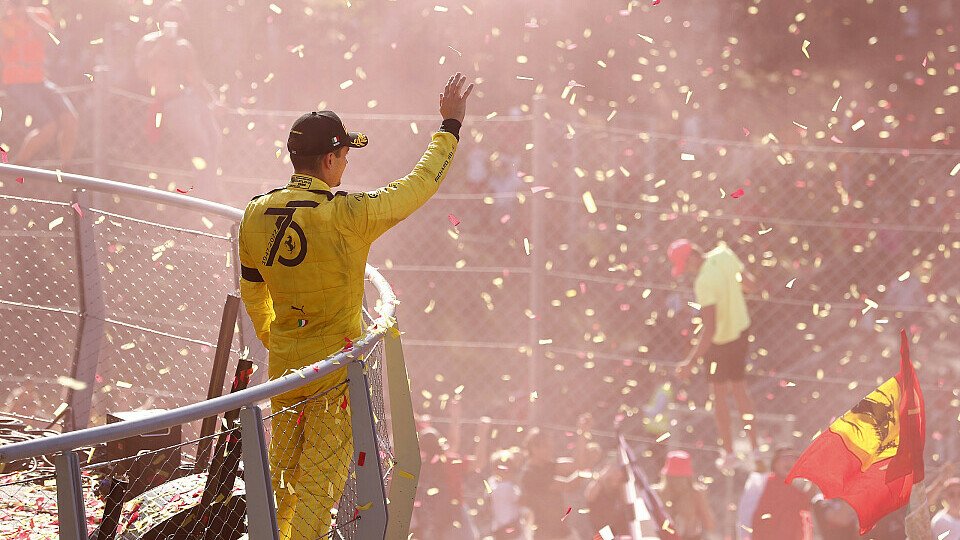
[238,128,459,538]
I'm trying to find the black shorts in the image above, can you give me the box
[706,331,749,382]
[4,80,76,126]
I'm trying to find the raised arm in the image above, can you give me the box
[343,73,474,243]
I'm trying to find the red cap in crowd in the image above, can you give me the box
[662,450,694,478]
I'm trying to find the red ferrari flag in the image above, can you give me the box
[786,329,925,534]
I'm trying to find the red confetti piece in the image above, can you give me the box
[353,508,360,519]
[358,451,366,466]
[652,0,661,5]
[340,395,348,410]
[71,203,83,218]
[0,149,7,163]
[343,336,353,351]
[730,188,745,199]
[447,213,461,227]
[175,186,193,194]
[15,177,24,184]
[561,506,572,521]
[296,408,305,426]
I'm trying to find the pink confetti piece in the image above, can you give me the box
[72,203,83,218]
[15,177,24,184]
[500,214,511,224]
[561,506,572,521]
[730,188,745,199]
[565,80,585,89]
[831,135,844,144]
[742,127,750,136]
[531,186,549,193]
[447,213,461,227]
[652,0,661,5]
[0,149,7,163]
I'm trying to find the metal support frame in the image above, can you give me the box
[240,405,280,540]
[384,326,420,540]
[347,359,389,538]
[66,189,105,431]
[55,451,89,540]
[195,294,241,472]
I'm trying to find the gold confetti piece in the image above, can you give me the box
[269,3,282,13]
[687,301,701,310]
[48,32,60,45]
[340,79,354,89]
[786,278,797,288]
[462,5,473,15]
[397,469,415,480]
[655,432,670,442]
[636,33,654,44]
[191,157,207,170]
[606,110,617,121]
[357,502,374,511]
[741,526,754,533]
[516,75,533,81]
[201,216,214,229]
[155,112,162,128]
[53,402,69,417]
[483,479,492,493]
[582,191,598,214]
[832,96,843,112]
[801,39,810,58]
[898,271,911,281]
[950,163,960,177]
[680,153,695,161]
[720,188,726,198]
[426,487,440,496]
[523,237,531,255]
[876,318,889,324]
[485,112,498,120]
[538,338,553,345]
[792,121,808,130]
[685,91,692,105]
[287,483,296,495]
[423,299,436,313]
[709,361,717,375]
[159,367,171,375]
[758,226,773,235]
[116,381,133,389]
[938,530,951,540]
[89,38,104,45]
[409,122,419,134]
[57,376,87,391]
[851,119,866,131]
[121,342,136,350]
[48,216,64,230]
[761,513,772,520]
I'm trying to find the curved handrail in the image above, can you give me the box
[0,163,399,463]
[0,163,242,219]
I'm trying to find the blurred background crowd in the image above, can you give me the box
[2,0,959,538]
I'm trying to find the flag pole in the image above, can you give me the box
[904,478,933,540]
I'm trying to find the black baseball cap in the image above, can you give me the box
[287,111,369,157]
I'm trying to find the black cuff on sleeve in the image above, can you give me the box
[241,264,264,282]
[439,119,462,141]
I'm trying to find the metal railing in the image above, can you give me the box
[0,164,418,539]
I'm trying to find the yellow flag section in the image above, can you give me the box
[830,376,901,472]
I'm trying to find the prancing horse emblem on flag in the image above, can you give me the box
[833,377,901,470]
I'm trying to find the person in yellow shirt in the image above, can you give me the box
[671,239,759,473]
[238,73,473,539]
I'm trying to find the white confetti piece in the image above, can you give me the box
[786,278,797,288]
[898,271,911,281]
[155,112,162,128]
[191,157,207,170]
[48,216,64,230]
[832,96,842,112]
[409,122,419,134]
[201,216,214,229]
[687,302,701,310]
[115,381,133,389]
[636,33,654,44]
[48,32,60,45]
[120,342,136,350]
[269,3,282,13]
[681,153,695,161]
[57,376,87,391]
[53,402,69,417]
[340,79,354,89]
[950,163,960,176]
[523,237,531,255]
[851,119,866,131]
[538,339,553,345]
[582,191,598,214]
[599,525,615,540]
[801,39,810,58]
[655,432,670,443]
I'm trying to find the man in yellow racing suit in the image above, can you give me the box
[238,73,474,538]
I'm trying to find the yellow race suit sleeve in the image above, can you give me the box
[238,218,275,349]
[343,130,459,243]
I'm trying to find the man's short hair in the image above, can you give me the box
[291,147,344,172]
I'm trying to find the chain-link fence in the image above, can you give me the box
[4,80,959,537]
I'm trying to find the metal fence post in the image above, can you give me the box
[383,325,420,540]
[55,451,89,540]
[529,95,548,424]
[66,189,105,431]
[240,405,280,540]
[347,357,389,538]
